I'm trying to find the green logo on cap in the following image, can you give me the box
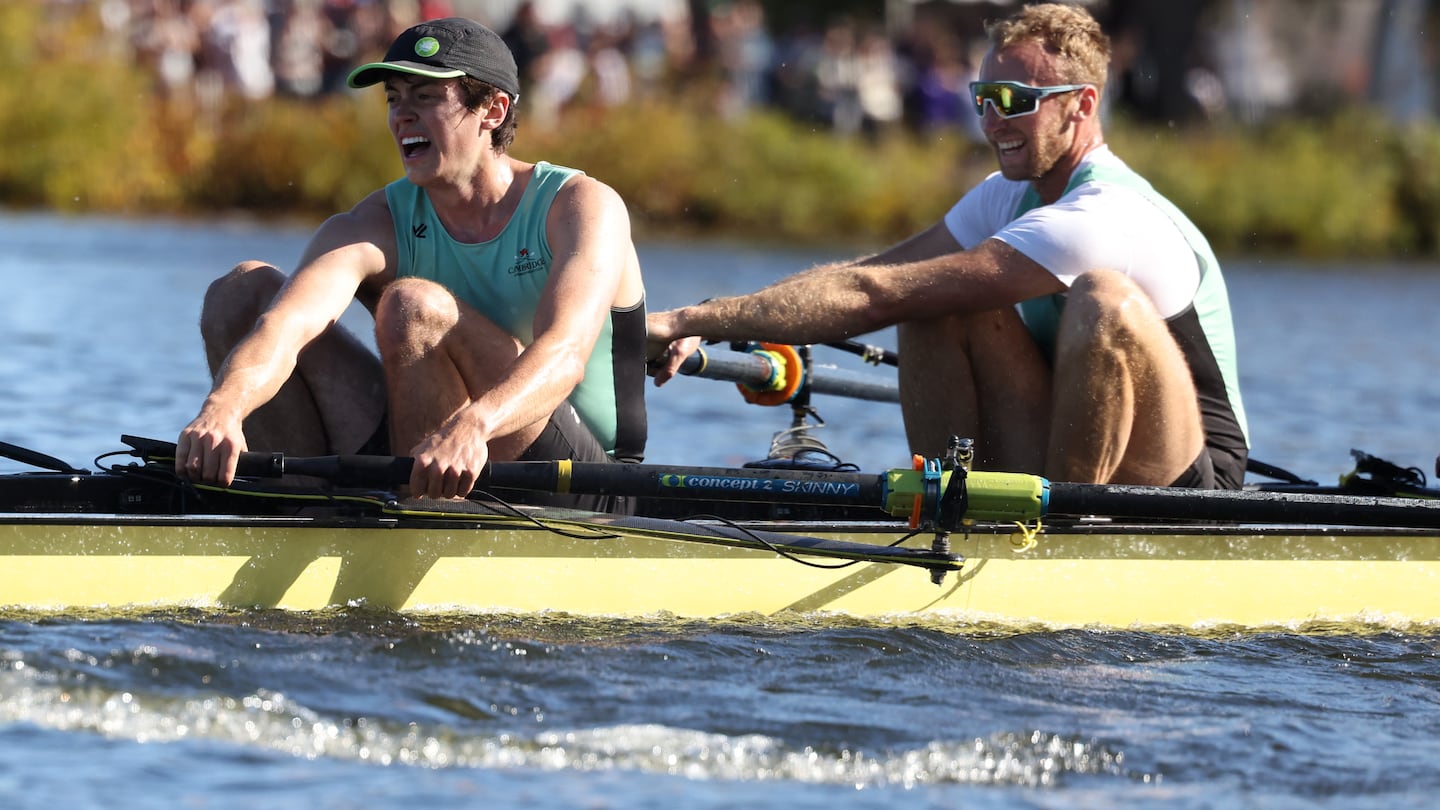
[414,36,440,58]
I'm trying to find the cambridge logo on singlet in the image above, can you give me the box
[509,246,544,277]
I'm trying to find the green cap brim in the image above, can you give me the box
[347,61,467,89]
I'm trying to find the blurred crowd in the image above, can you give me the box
[84,0,990,138]
[72,0,1440,134]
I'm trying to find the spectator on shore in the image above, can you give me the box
[89,0,1440,134]
[272,0,331,97]
[502,1,550,97]
[855,28,905,136]
[712,0,773,118]
[588,24,634,108]
[201,0,274,101]
[814,19,862,135]
[527,24,588,127]
[128,0,200,101]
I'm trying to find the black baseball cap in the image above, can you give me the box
[346,17,520,97]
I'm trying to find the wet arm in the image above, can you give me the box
[179,196,393,480]
[441,177,632,446]
[648,228,1063,360]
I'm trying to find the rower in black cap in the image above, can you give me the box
[177,18,649,512]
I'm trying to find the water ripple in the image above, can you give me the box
[0,661,1140,787]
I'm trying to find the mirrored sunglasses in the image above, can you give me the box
[969,81,1090,118]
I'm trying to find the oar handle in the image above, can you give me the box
[673,347,898,403]
[673,348,772,385]
[236,452,412,486]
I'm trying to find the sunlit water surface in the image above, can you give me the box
[1,212,1438,808]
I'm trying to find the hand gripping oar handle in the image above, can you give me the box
[672,347,898,403]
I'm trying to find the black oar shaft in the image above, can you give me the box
[674,348,898,402]
[0,440,84,474]
[235,449,1440,529]
[490,461,893,507]
[1047,482,1440,529]
[241,453,892,508]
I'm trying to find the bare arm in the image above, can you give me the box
[474,176,632,437]
[647,225,1064,380]
[177,192,395,483]
[406,176,636,491]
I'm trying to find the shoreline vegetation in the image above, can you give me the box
[3,9,1438,260]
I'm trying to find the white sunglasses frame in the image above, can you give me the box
[969,81,1093,119]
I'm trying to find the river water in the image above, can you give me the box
[1,211,1439,807]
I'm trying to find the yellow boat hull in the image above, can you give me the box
[3,514,1437,629]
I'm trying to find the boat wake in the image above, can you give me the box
[0,662,1141,787]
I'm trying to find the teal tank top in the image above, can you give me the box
[384,162,644,457]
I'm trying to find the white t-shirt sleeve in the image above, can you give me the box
[943,172,1027,251]
[942,171,1201,320]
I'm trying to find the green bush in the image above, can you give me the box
[0,5,178,211]
[191,95,395,216]
[1110,114,1416,257]
[1391,123,1440,255]
[1,7,1439,259]
[517,103,984,245]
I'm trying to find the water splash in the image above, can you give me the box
[0,662,1136,787]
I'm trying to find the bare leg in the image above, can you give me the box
[898,317,977,459]
[374,278,547,462]
[899,309,1050,472]
[200,261,385,455]
[1047,270,1204,485]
